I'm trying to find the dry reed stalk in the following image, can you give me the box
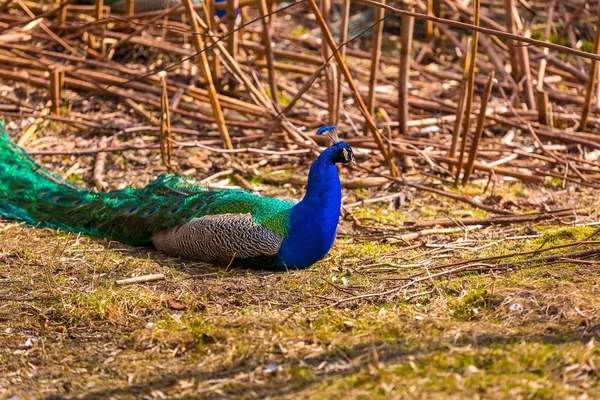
[183,25,310,141]
[334,0,351,125]
[15,0,82,57]
[0,48,271,120]
[536,0,556,91]
[462,70,495,183]
[191,17,305,144]
[201,0,221,87]
[504,0,519,78]
[597,66,600,109]
[257,0,279,107]
[536,90,552,126]
[182,0,232,149]
[49,66,63,116]
[258,65,327,148]
[448,37,472,175]
[425,0,433,40]
[477,34,507,81]
[367,0,386,136]
[108,5,181,53]
[123,98,159,124]
[226,0,240,63]
[355,0,600,64]
[94,0,106,54]
[379,107,414,170]
[241,41,323,65]
[454,0,479,185]
[328,63,340,125]
[306,0,399,176]
[579,1,600,132]
[398,0,414,137]
[93,136,110,191]
[160,74,173,170]
[517,25,535,110]
[358,142,544,183]
[94,0,104,19]
[319,0,336,124]
[0,64,269,129]
[125,0,135,15]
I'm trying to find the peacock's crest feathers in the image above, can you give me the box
[0,124,293,246]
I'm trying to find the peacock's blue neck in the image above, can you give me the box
[276,147,342,270]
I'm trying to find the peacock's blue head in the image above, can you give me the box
[316,125,355,165]
[329,141,355,165]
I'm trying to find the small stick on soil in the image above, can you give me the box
[403,209,575,230]
[116,274,166,285]
[359,166,512,215]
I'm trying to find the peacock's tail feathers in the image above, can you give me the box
[0,124,293,246]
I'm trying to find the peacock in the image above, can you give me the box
[0,124,354,270]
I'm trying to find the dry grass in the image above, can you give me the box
[2,166,600,399]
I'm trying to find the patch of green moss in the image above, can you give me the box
[533,226,595,248]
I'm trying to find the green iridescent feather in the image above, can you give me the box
[0,124,293,246]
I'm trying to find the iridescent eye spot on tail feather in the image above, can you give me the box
[169,206,180,214]
[128,206,139,214]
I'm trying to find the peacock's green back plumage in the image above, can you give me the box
[0,125,293,247]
